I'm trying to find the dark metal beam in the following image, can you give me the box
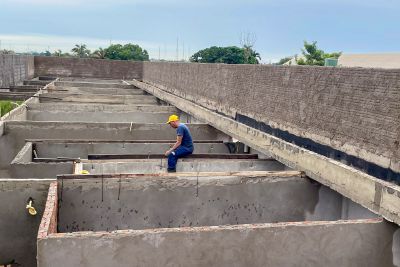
[26,139,224,144]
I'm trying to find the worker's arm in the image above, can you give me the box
[165,135,183,156]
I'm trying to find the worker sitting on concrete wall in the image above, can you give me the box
[165,114,194,172]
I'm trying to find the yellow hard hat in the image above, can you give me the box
[166,114,179,124]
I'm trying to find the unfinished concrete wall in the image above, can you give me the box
[0,55,34,87]
[0,121,228,169]
[142,62,400,181]
[57,175,375,232]
[0,179,51,266]
[38,219,398,267]
[34,56,143,79]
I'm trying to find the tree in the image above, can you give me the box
[53,49,63,57]
[190,46,260,64]
[103,44,149,61]
[276,56,294,65]
[0,49,15,55]
[240,32,261,64]
[297,41,341,66]
[71,44,91,58]
[92,48,106,59]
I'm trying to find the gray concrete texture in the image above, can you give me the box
[142,62,400,173]
[34,56,143,79]
[38,219,398,267]
[0,179,52,266]
[132,78,400,228]
[54,81,136,89]
[26,110,187,123]
[0,55,34,88]
[39,93,159,105]
[27,103,179,113]
[57,175,376,232]
[0,121,227,173]
[52,86,147,95]
[82,158,286,174]
[34,142,232,158]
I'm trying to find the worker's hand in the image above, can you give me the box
[165,150,172,156]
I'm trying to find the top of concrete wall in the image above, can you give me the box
[34,56,143,79]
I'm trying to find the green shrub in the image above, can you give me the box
[0,101,22,117]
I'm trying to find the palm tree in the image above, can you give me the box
[71,44,90,58]
[92,48,106,59]
[53,49,62,57]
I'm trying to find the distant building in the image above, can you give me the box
[338,53,400,69]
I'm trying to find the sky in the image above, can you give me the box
[0,0,399,62]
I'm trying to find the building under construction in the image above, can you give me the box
[0,55,399,266]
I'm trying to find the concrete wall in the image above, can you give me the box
[142,62,400,179]
[37,219,398,267]
[0,179,51,266]
[0,55,34,87]
[57,175,375,232]
[0,121,229,172]
[34,56,143,79]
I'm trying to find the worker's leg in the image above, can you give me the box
[167,146,193,171]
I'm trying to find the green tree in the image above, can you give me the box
[190,46,260,64]
[104,44,149,61]
[71,44,91,58]
[297,41,341,66]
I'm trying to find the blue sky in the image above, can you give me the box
[0,0,399,62]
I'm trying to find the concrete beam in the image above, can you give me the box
[26,103,178,113]
[54,81,135,89]
[39,93,158,105]
[81,158,286,174]
[130,79,400,226]
[37,219,397,267]
[34,142,233,158]
[53,86,146,95]
[26,110,185,123]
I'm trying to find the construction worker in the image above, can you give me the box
[165,114,194,172]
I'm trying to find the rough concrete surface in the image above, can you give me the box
[56,175,375,232]
[0,55,34,87]
[132,79,400,227]
[142,62,400,174]
[34,56,143,79]
[0,179,52,266]
[37,219,398,267]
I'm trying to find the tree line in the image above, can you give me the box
[1,40,341,66]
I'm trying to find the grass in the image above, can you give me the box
[0,100,23,117]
